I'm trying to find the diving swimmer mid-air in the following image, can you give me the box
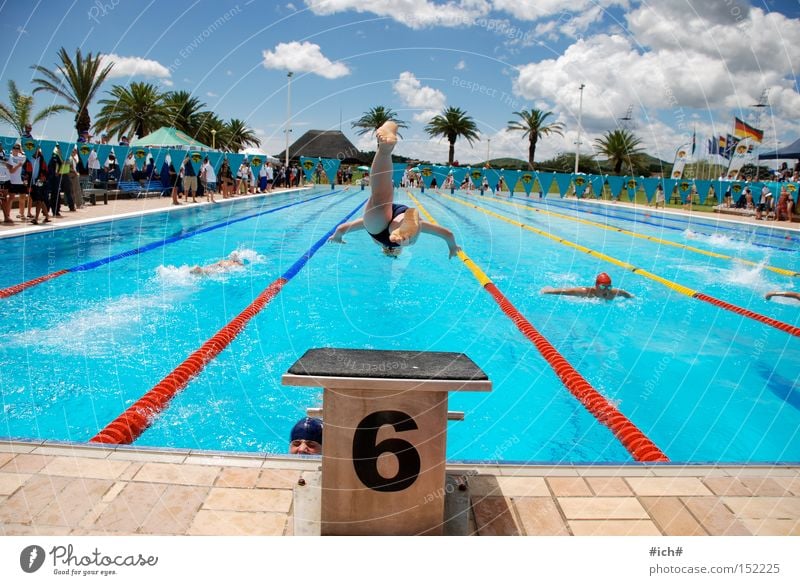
[328,121,461,258]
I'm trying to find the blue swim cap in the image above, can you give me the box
[290,417,323,444]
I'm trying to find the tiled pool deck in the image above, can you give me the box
[1,441,798,536]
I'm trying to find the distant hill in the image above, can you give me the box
[474,157,530,169]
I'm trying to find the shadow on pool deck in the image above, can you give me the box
[1,441,798,536]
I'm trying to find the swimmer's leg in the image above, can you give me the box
[389,208,420,245]
[363,121,398,234]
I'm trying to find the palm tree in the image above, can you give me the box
[594,128,646,174]
[507,109,565,170]
[0,80,68,136]
[425,106,479,165]
[164,90,207,136]
[94,82,170,139]
[223,118,260,152]
[351,106,408,137]
[194,111,227,150]
[31,47,113,135]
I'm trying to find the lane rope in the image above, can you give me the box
[0,189,345,299]
[407,192,669,463]
[90,198,366,445]
[472,191,799,278]
[435,190,800,338]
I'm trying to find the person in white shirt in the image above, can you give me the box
[4,143,28,223]
[0,144,13,223]
[88,148,100,181]
[265,162,274,193]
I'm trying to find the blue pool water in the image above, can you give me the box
[1,187,799,463]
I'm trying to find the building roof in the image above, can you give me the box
[275,130,367,163]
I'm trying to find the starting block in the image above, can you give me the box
[283,348,491,535]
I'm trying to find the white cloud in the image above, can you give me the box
[286,2,297,10]
[206,91,218,97]
[304,0,491,29]
[101,54,171,79]
[393,71,447,123]
[455,60,466,70]
[226,70,233,76]
[262,41,350,79]
[162,79,174,87]
[16,26,27,35]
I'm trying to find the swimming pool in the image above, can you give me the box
[1,187,798,463]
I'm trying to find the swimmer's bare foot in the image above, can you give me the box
[389,207,420,245]
[376,121,398,153]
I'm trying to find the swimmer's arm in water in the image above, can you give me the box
[419,222,461,258]
[541,287,593,297]
[329,218,365,243]
[613,288,634,298]
[766,291,800,301]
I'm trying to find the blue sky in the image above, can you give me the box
[1,0,799,164]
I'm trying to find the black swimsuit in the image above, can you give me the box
[368,204,408,248]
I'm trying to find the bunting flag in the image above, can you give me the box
[662,178,679,202]
[418,165,435,187]
[535,172,554,197]
[605,175,626,198]
[693,179,713,205]
[572,174,589,197]
[431,165,451,187]
[639,177,662,204]
[734,117,763,143]
[0,135,16,151]
[553,172,574,197]
[677,179,693,204]
[76,143,94,168]
[518,171,536,195]
[224,153,246,175]
[449,166,469,187]
[205,151,224,174]
[300,157,320,183]
[320,158,342,185]
[468,167,483,185]
[622,177,639,202]
[504,170,522,194]
[482,168,502,191]
[588,174,605,198]
[391,162,407,187]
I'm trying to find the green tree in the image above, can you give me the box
[194,111,227,150]
[164,90,207,136]
[593,128,646,174]
[351,106,408,137]
[506,109,565,170]
[31,47,113,136]
[0,80,68,136]
[94,82,170,139]
[425,106,480,165]
[222,118,261,152]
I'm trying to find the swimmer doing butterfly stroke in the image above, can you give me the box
[329,122,461,258]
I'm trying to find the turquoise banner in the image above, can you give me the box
[391,162,407,187]
[588,174,605,198]
[449,166,468,187]
[321,158,341,186]
[639,177,661,203]
[605,175,626,198]
[467,167,483,185]
[622,177,639,202]
[553,172,573,197]
[188,150,204,174]
[20,136,38,160]
[693,179,713,204]
[483,168,502,191]
[505,170,522,194]
[518,171,536,195]
[205,151,224,174]
[225,153,246,176]
[677,179,693,204]
[0,136,16,152]
[299,157,317,182]
[536,172,554,196]
[430,165,450,188]
[784,182,799,204]
[38,140,57,160]
[662,179,679,202]
[76,143,94,168]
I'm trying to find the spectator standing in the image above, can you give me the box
[181,155,198,203]
[218,159,234,198]
[87,148,100,182]
[0,144,11,224]
[70,147,83,209]
[47,147,65,217]
[29,148,50,224]
[5,143,28,223]
[118,135,129,146]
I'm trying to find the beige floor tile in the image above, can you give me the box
[471,496,521,536]
[741,518,800,536]
[118,462,144,482]
[470,475,548,497]
[132,462,220,486]
[203,487,292,513]
[0,472,31,496]
[1,454,53,474]
[0,442,39,454]
[0,475,73,524]
[259,458,320,471]
[108,450,187,464]
[558,497,649,520]
[738,478,792,496]
[650,466,727,477]
[90,482,167,533]
[722,497,800,519]
[513,497,569,536]
[682,497,751,535]
[587,477,633,496]
[216,467,261,488]
[185,454,263,468]
[35,478,114,527]
[187,510,287,535]
[138,485,209,535]
[626,477,713,496]
[639,496,707,535]
[1,523,72,536]
[772,477,800,496]
[547,477,592,496]
[702,477,752,496]
[499,466,578,477]
[42,456,130,480]
[0,453,14,468]
[256,469,303,490]
[569,520,661,536]
[578,466,653,477]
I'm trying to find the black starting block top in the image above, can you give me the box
[285,348,489,384]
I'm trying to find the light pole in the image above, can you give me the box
[211,129,216,150]
[486,138,491,164]
[574,83,585,174]
[285,71,293,170]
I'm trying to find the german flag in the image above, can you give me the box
[733,117,763,142]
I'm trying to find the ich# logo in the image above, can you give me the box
[20,545,46,573]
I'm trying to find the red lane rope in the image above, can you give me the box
[693,293,800,337]
[0,270,69,299]
[91,279,287,444]
[484,282,669,462]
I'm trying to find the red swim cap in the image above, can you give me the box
[595,272,612,286]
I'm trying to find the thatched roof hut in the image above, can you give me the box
[275,130,367,164]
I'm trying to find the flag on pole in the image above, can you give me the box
[733,117,763,142]
[691,128,696,155]
[722,134,740,159]
[707,138,719,156]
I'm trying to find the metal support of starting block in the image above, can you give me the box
[283,348,490,536]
